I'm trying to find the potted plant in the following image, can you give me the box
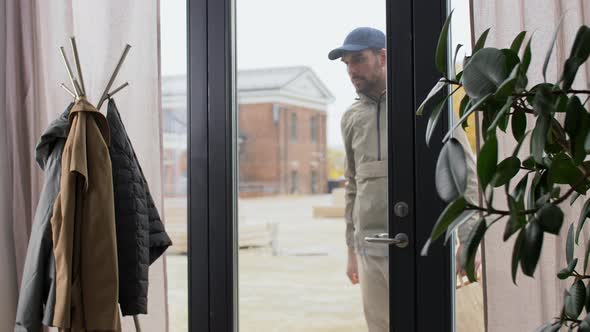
[419,11,590,331]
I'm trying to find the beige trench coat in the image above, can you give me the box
[50,98,120,331]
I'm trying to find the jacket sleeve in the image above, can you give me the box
[145,184,172,264]
[341,111,356,249]
[15,143,63,332]
[453,124,480,245]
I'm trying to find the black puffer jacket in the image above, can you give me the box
[106,99,172,316]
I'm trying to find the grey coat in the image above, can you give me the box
[15,107,71,332]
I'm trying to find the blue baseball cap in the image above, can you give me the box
[328,27,386,60]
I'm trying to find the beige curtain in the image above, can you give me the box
[3,1,168,331]
[0,0,20,330]
[470,1,590,331]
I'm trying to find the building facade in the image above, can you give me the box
[162,66,334,198]
[237,67,334,197]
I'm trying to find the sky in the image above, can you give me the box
[160,0,472,150]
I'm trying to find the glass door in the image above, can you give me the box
[187,0,460,331]
[234,1,391,331]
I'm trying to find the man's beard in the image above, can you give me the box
[353,77,378,95]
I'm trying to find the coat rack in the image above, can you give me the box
[59,36,130,109]
[58,36,141,332]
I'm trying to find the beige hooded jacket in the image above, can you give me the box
[341,93,478,257]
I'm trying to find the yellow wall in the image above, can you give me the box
[452,88,478,153]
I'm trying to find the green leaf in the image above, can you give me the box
[543,14,565,82]
[498,112,510,133]
[567,222,575,264]
[545,124,564,155]
[510,31,527,53]
[425,94,448,146]
[473,28,491,53]
[492,156,520,187]
[495,65,519,100]
[528,171,543,210]
[555,94,568,114]
[535,322,561,332]
[443,93,493,142]
[535,204,564,235]
[462,48,509,100]
[585,129,590,153]
[562,26,590,90]
[420,238,432,257]
[585,240,590,275]
[512,174,529,202]
[576,198,590,244]
[444,211,478,244]
[501,48,521,72]
[520,221,544,276]
[522,35,533,73]
[460,218,487,282]
[487,98,513,134]
[533,85,556,116]
[522,156,537,170]
[436,11,454,76]
[478,133,498,189]
[451,44,463,80]
[566,96,590,165]
[565,96,583,137]
[531,115,549,164]
[557,268,572,280]
[417,79,447,116]
[504,196,526,241]
[565,279,586,319]
[512,130,530,158]
[459,95,471,129]
[435,138,468,202]
[575,117,590,165]
[511,109,527,143]
[512,230,525,284]
[430,197,467,241]
[569,258,579,272]
[581,313,590,331]
[549,152,586,193]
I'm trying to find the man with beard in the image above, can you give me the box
[329,27,390,332]
[329,27,479,332]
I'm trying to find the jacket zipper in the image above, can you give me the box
[377,99,381,161]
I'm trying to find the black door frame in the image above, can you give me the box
[187,0,452,331]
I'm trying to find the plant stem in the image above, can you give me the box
[465,204,537,216]
[465,171,590,215]
[512,89,590,98]
[443,79,462,86]
[512,103,535,115]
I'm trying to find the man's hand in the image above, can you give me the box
[347,247,359,284]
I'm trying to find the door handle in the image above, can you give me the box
[364,233,409,248]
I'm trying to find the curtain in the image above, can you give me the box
[470,1,590,330]
[0,0,20,330]
[3,1,168,331]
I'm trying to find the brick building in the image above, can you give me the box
[161,66,334,198]
[238,66,334,197]
[162,75,188,197]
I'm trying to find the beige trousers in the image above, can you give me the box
[358,254,389,332]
